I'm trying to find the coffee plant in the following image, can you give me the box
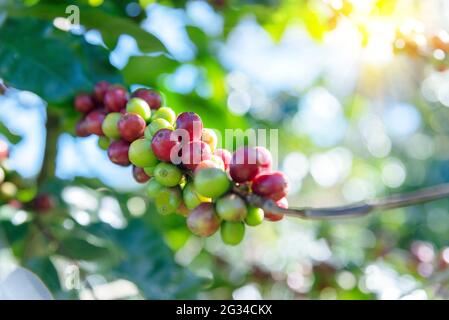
[2,0,449,300]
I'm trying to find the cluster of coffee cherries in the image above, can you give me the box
[394,27,449,72]
[73,82,289,245]
[0,140,55,213]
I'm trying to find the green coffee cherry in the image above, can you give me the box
[216,194,247,221]
[194,168,230,199]
[155,186,182,215]
[201,128,218,152]
[220,221,245,246]
[126,97,151,122]
[144,118,174,140]
[101,112,121,139]
[154,162,183,187]
[245,206,264,226]
[144,166,157,177]
[128,139,158,168]
[183,182,211,210]
[152,107,176,124]
[146,178,163,199]
[98,136,111,150]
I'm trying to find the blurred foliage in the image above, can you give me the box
[1,0,449,300]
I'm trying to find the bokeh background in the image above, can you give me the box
[1,0,449,299]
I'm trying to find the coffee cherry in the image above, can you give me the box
[252,171,289,201]
[264,197,287,222]
[155,186,182,215]
[132,88,162,110]
[118,113,146,142]
[245,206,264,226]
[151,129,179,162]
[75,120,90,137]
[216,193,247,221]
[104,85,128,112]
[85,110,106,136]
[152,107,176,124]
[32,194,56,213]
[214,148,231,171]
[128,138,158,168]
[194,159,223,175]
[75,94,95,113]
[175,112,203,141]
[220,221,245,246]
[98,136,111,150]
[144,118,173,140]
[0,182,17,201]
[194,168,230,199]
[201,128,218,152]
[101,112,121,139]
[255,146,272,172]
[0,168,5,184]
[94,81,110,103]
[229,147,260,183]
[187,202,220,237]
[154,162,183,187]
[107,140,130,166]
[144,166,157,177]
[147,178,163,198]
[183,182,210,210]
[126,97,151,122]
[181,141,212,170]
[132,166,150,183]
[0,140,9,161]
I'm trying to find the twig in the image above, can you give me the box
[0,82,6,95]
[37,109,61,186]
[235,183,449,220]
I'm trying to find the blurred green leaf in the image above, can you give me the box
[88,219,203,299]
[0,122,21,145]
[58,235,111,261]
[123,55,178,87]
[24,257,62,294]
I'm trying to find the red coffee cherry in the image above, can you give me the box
[187,202,220,237]
[107,140,131,166]
[132,166,150,183]
[255,146,272,173]
[181,141,212,170]
[252,171,289,201]
[33,194,56,213]
[175,112,203,141]
[75,119,91,137]
[214,148,232,171]
[104,85,128,112]
[0,140,9,160]
[151,129,179,162]
[131,88,162,110]
[74,94,95,113]
[117,113,146,142]
[264,197,287,222]
[94,81,110,103]
[85,110,106,136]
[229,147,260,183]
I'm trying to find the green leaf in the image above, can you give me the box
[58,235,111,261]
[0,122,21,144]
[0,18,121,103]
[122,55,178,87]
[24,257,62,294]
[3,3,166,53]
[88,219,203,299]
